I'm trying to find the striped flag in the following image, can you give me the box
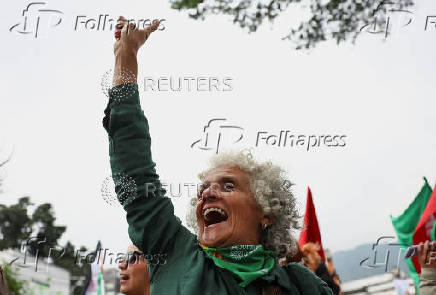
[82,241,105,295]
[391,178,433,295]
[412,183,436,274]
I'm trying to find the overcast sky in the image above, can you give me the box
[1,0,436,260]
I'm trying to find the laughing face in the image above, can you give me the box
[196,166,267,248]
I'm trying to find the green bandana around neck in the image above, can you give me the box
[200,244,275,288]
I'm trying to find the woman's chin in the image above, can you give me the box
[119,285,129,293]
[200,221,231,246]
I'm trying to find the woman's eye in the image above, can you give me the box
[198,185,206,197]
[197,188,204,199]
[128,255,137,264]
[223,183,234,191]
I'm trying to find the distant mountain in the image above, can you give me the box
[331,242,410,282]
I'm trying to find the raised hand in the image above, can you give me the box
[114,16,160,56]
[112,16,160,87]
[418,240,436,269]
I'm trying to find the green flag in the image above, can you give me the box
[391,177,433,294]
[97,270,105,295]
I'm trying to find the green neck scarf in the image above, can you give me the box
[200,244,275,288]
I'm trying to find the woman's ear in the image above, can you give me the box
[261,214,275,227]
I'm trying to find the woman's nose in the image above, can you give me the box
[118,260,127,270]
[201,183,220,200]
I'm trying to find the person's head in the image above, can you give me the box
[280,247,304,266]
[326,255,337,276]
[187,150,299,258]
[392,267,401,279]
[301,243,322,272]
[118,244,150,295]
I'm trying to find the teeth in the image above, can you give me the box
[203,207,226,217]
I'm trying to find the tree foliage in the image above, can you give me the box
[29,203,67,257]
[170,0,414,49]
[0,197,33,250]
[0,197,88,293]
[1,264,28,295]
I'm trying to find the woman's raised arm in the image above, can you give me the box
[103,17,195,259]
[112,16,158,87]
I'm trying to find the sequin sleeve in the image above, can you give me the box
[102,83,190,256]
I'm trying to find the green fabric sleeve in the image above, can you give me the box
[103,83,193,256]
[287,263,334,295]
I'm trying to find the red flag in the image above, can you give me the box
[412,184,436,274]
[299,187,326,261]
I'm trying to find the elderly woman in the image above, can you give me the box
[103,16,332,295]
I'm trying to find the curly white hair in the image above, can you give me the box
[186,150,300,258]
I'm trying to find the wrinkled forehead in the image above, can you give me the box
[203,165,251,185]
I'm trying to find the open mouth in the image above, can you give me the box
[203,207,228,227]
[120,274,129,282]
